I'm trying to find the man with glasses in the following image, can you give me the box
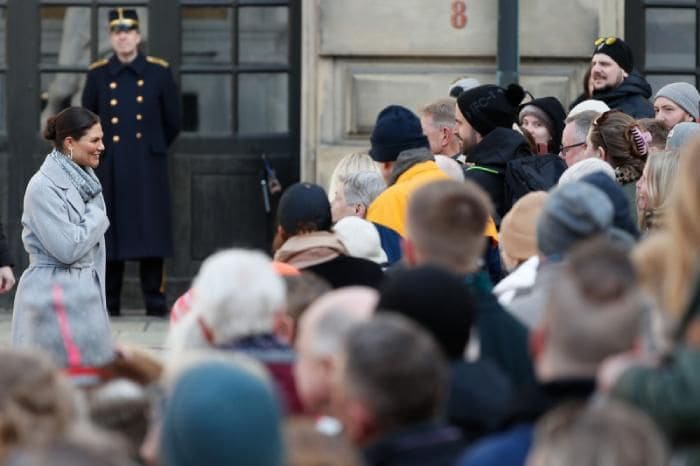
[590,36,654,119]
[560,110,601,167]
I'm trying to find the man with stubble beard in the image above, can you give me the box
[589,36,654,118]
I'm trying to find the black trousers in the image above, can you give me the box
[106,258,167,316]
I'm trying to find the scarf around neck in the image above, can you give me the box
[49,149,102,202]
[273,231,348,269]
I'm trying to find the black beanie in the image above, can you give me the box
[456,84,525,137]
[277,182,332,235]
[593,37,634,73]
[377,265,474,360]
[518,96,567,151]
[369,105,430,162]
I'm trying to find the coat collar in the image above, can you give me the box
[39,153,71,189]
[107,52,146,76]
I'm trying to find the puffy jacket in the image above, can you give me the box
[592,71,654,118]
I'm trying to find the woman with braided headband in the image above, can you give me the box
[584,109,651,224]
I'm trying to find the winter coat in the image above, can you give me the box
[82,53,181,259]
[274,231,384,289]
[457,379,597,466]
[612,348,700,465]
[11,155,113,368]
[367,148,449,264]
[364,423,466,466]
[463,128,532,220]
[591,71,655,118]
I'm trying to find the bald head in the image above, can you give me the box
[294,286,378,414]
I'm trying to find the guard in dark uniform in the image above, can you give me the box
[82,8,181,316]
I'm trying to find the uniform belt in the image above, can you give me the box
[28,254,94,269]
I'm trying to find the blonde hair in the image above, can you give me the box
[637,150,680,231]
[661,138,700,317]
[327,152,380,201]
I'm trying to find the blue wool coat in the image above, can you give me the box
[11,154,113,368]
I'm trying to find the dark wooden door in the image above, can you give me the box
[0,0,300,309]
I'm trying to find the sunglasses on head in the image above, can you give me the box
[594,36,617,47]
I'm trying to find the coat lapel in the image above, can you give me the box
[39,156,85,214]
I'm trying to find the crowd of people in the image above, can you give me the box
[0,26,699,466]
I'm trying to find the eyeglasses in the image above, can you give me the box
[559,141,586,157]
[594,36,617,47]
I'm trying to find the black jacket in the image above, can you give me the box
[306,255,384,290]
[0,221,11,267]
[463,128,532,220]
[364,423,466,466]
[592,71,655,118]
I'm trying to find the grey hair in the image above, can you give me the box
[339,171,386,208]
[420,97,457,128]
[565,110,600,144]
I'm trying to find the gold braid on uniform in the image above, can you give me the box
[88,59,109,70]
[146,56,169,68]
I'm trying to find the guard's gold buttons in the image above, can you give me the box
[111,117,119,124]
[137,79,144,87]
[112,135,120,142]
[110,98,118,106]
[109,82,117,89]
[136,95,143,103]
[136,132,143,139]
[136,114,143,120]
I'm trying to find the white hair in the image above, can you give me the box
[166,249,286,359]
[558,158,616,185]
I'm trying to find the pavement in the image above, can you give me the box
[0,310,169,354]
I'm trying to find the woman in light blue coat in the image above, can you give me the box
[12,106,113,368]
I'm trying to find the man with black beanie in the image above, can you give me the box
[454,83,532,219]
[589,36,654,118]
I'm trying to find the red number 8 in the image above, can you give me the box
[451,0,467,29]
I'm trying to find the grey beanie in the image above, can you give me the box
[654,82,700,120]
[537,181,614,258]
[665,121,700,150]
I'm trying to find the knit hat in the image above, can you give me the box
[333,216,388,265]
[500,191,548,262]
[537,181,614,258]
[377,265,474,360]
[558,158,616,185]
[456,83,526,137]
[161,362,283,466]
[567,99,610,118]
[665,121,700,150]
[448,78,481,97]
[277,182,332,234]
[593,37,634,73]
[654,82,700,120]
[581,171,640,239]
[518,97,567,150]
[369,105,430,162]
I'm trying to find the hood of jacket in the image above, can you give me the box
[466,127,532,171]
[593,70,652,103]
[273,231,347,269]
[388,147,435,185]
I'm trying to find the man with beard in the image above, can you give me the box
[454,83,532,220]
[589,36,654,118]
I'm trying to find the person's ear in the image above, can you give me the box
[441,126,451,146]
[401,238,418,266]
[344,399,378,445]
[529,325,548,360]
[596,145,607,161]
[355,203,367,218]
[272,311,294,345]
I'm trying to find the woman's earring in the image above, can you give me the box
[69,148,73,160]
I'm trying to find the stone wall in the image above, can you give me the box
[301,0,625,189]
